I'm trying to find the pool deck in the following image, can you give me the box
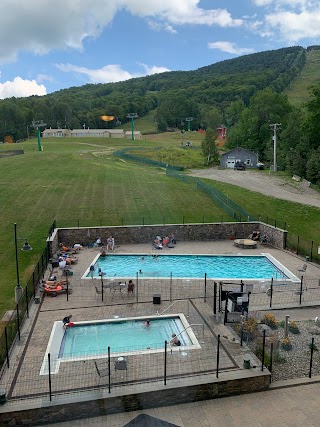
[1,239,320,425]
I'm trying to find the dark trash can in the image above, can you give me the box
[153,294,161,305]
[243,359,251,369]
[0,389,7,404]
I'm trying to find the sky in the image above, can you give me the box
[1,0,320,99]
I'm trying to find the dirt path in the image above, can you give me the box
[189,167,320,208]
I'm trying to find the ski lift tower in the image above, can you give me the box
[31,120,47,152]
[185,117,193,131]
[126,113,139,141]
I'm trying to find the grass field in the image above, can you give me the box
[0,137,226,316]
[285,49,320,106]
[0,136,319,317]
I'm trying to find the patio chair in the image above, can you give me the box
[95,285,102,295]
[103,281,114,292]
[94,361,109,384]
[111,282,125,299]
[297,263,307,274]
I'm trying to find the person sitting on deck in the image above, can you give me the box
[100,248,107,257]
[153,238,163,249]
[170,333,181,346]
[162,236,169,247]
[41,279,68,289]
[59,243,71,252]
[251,231,261,241]
[62,314,74,328]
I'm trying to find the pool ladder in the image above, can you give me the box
[157,299,190,317]
[175,324,205,339]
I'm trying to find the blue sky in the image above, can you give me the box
[1,0,320,99]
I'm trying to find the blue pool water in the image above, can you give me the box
[59,317,190,358]
[88,254,287,280]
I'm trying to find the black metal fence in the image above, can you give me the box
[0,223,55,378]
[231,315,320,382]
[9,333,228,401]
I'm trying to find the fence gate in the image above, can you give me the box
[223,291,250,324]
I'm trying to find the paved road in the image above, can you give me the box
[189,168,320,208]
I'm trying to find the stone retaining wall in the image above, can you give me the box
[51,222,286,256]
[0,372,270,426]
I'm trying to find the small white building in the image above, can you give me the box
[107,129,125,139]
[42,128,128,139]
[42,128,71,137]
[125,131,142,140]
[70,129,111,138]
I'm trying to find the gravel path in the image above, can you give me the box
[189,167,320,208]
[271,320,320,381]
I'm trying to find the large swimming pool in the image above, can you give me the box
[83,253,298,282]
[40,314,200,375]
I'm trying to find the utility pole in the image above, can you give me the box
[31,120,47,152]
[126,113,139,140]
[269,123,281,172]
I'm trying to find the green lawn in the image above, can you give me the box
[285,49,320,106]
[1,136,319,317]
[202,178,320,243]
[0,138,226,316]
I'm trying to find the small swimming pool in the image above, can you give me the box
[60,317,191,358]
[40,314,200,375]
[83,253,299,282]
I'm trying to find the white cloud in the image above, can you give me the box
[250,0,320,43]
[0,77,47,99]
[36,74,54,83]
[0,1,243,63]
[56,62,171,83]
[139,63,171,75]
[253,0,309,6]
[208,41,255,55]
[264,10,320,41]
[147,20,177,33]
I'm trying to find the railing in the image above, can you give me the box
[157,299,190,317]
[171,324,205,341]
[0,222,55,378]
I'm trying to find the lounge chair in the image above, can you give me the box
[44,284,72,297]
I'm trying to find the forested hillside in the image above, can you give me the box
[1,44,320,185]
[0,46,305,141]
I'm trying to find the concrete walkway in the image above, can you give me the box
[45,382,320,427]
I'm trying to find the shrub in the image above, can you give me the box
[243,312,260,339]
[262,313,278,329]
[281,337,292,351]
[289,320,300,334]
